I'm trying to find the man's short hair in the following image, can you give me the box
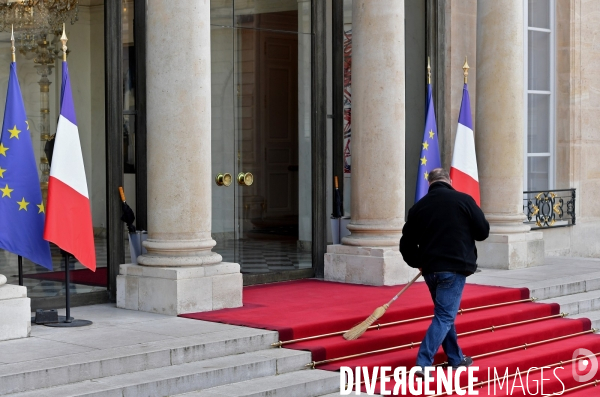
[428,168,451,184]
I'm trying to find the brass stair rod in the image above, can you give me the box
[435,329,598,367]
[347,313,567,388]
[458,312,567,337]
[429,352,600,397]
[307,312,565,368]
[273,297,536,347]
[546,379,599,396]
[348,349,600,393]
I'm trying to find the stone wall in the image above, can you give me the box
[542,0,600,258]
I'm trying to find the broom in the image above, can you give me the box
[343,271,422,340]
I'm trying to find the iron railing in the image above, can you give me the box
[523,188,576,229]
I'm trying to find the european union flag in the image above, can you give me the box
[0,62,52,270]
[414,83,442,203]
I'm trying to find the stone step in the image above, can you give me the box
[540,290,600,315]
[570,310,600,330]
[320,392,382,397]
[7,348,311,397]
[177,369,339,397]
[525,271,600,300]
[0,327,278,395]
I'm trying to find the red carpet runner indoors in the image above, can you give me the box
[23,267,107,287]
[181,279,600,396]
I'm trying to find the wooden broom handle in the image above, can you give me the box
[388,271,422,305]
[119,187,126,202]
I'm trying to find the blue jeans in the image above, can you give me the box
[416,272,466,367]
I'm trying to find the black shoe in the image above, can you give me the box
[414,369,424,378]
[451,356,473,369]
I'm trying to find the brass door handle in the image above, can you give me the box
[215,173,232,187]
[237,172,254,186]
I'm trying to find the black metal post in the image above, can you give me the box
[18,255,23,286]
[572,189,577,225]
[64,253,71,323]
[44,252,92,327]
[332,0,344,208]
[312,0,327,278]
[105,0,125,302]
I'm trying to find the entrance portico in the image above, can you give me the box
[117,0,547,314]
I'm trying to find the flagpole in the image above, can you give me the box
[64,252,71,323]
[10,25,15,63]
[44,24,92,328]
[427,56,431,85]
[12,28,21,288]
[18,256,23,286]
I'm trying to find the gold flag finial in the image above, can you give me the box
[463,56,469,84]
[10,25,15,62]
[61,23,68,61]
[427,56,431,84]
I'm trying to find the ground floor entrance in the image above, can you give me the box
[210,1,314,283]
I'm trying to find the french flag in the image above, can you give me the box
[44,61,96,271]
[450,83,481,206]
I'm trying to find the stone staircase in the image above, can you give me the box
[537,271,600,329]
[1,259,597,397]
[0,324,340,397]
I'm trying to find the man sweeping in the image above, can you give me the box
[400,168,489,375]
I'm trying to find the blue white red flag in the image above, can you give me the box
[450,84,480,205]
[415,84,442,203]
[44,61,96,271]
[0,62,53,269]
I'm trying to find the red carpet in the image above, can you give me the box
[23,267,106,287]
[181,279,600,396]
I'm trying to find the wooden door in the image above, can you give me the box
[259,30,299,220]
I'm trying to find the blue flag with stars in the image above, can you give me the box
[415,83,442,203]
[0,62,53,270]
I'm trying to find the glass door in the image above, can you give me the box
[211,0,312,277]
[211,20,237,264]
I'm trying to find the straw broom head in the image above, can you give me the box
[342,271,421,341]
[343,303,390,340]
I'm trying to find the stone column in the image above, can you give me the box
[325,0,418,285]
[474,0,544,269]
[117,0,242,315]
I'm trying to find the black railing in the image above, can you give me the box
[523,189,576,229]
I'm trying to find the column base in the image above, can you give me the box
[117,262,242,315]
[0,285,30,341]
[324,245,419,286]
[476,231,545,269]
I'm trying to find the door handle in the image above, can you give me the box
[215,173,232,187]
[237,172,254,186]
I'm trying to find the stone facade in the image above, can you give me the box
[522,0,600,258]
[117,0,600,314]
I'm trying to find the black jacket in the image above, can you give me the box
[400,182,490,275]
